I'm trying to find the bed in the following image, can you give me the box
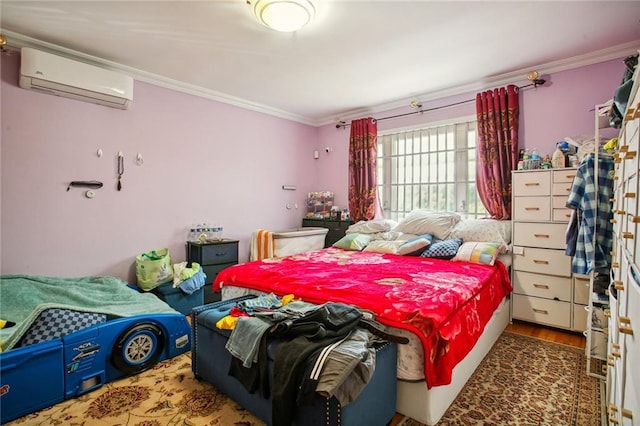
[0,275,192,424]
[216,211,513,425]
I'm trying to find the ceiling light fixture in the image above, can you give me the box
[250,0,316,32]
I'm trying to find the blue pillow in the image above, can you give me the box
[398,234,433,256]
[420,238,463,260]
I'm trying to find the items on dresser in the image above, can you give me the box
[187,239,239,304]
[511,167,586,331]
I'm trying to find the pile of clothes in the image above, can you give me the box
[216,293,407,426]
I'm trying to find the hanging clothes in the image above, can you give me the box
[565,152,615,275]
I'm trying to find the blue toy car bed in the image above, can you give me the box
[0,275,192,424]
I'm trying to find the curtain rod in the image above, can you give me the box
[335,80,545,129]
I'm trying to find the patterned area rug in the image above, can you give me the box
[6,353,263,426]
[6,331,600,426]
[401,331,602,426]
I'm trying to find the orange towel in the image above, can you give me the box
[251,229,275,261]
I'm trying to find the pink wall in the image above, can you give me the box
[1,53,318,281]
[316,58,626,209]
[0,53,626,282]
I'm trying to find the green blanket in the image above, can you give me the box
[0,274,178,351]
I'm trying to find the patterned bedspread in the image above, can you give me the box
[214,248,512,388]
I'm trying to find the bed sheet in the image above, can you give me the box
[215,248,512,388]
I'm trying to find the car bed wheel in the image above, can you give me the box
[112,322,165,374]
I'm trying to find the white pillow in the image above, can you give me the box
[448,219,511,246]
[362,240,404,254]
[347,219,398,234]
[392,210,461,240]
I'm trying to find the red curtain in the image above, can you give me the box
[476,85,519,219]
[348,117,378,222]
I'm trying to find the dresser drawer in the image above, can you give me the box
[513,270,572,301]
[513,171,551,196]
[513,222,567,249]
[573,304,588,332]
[574,274,590,305]
[188,240,239,265]
[552,208,573,222]
[552,182,573,197]
[553,168,577,184]
[512,294,571,329]
[512,247,571,277]
[513,196,551,221]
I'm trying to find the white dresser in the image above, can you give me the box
[606,63,639,425]
[511,168,588,331]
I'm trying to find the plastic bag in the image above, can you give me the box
[136,248,174,291]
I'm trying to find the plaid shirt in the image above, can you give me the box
[566,153,614,275]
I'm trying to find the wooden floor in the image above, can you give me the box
[389,320,585,425]
[506,319,586,348]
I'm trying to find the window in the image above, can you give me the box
[376,118,486,222]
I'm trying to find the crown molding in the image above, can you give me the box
[0,29,316,126]
[318,40,640,127]
[3,29,638,128]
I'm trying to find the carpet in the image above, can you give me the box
[401,331,602,426]
[6,331,601,426]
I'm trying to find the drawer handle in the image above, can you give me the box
[565,187,570,192]
[618,317,633,336]
[619,145,629,152]
[533,259,549,264]
[604,310,611,318]
[534,233,549,238]
[610,219,617,224]
[532,308,548,315]
[525,207,540,211]
[533,283,549,289]
[524,182,540,186]
[565,213,571,218]
[622,232,634,239]
[608,404,618,424]
[612,343,620,350]
[565,174,576,179]
[607,356,615,367]
[632,216,640,224]
[611,351,621,358]
[612,262,619,268]
[610,198,616,203]
[621,408,633,420]
[623,150,637,159]
[624,192,636,198]
[614,281,624,291]
[619,324,634,336]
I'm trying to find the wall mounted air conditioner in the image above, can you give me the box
[19,48,133,109]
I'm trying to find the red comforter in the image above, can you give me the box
[214,248,512,388]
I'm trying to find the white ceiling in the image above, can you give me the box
[1,1,639,126]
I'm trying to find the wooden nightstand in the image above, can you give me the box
[302,218,352,247]
[187,239,239,304]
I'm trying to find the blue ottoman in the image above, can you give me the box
[151,282,204,315]
[191,297,398,426]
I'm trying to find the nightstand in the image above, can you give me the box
[187,239,239,304]
[302,218,352,247]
